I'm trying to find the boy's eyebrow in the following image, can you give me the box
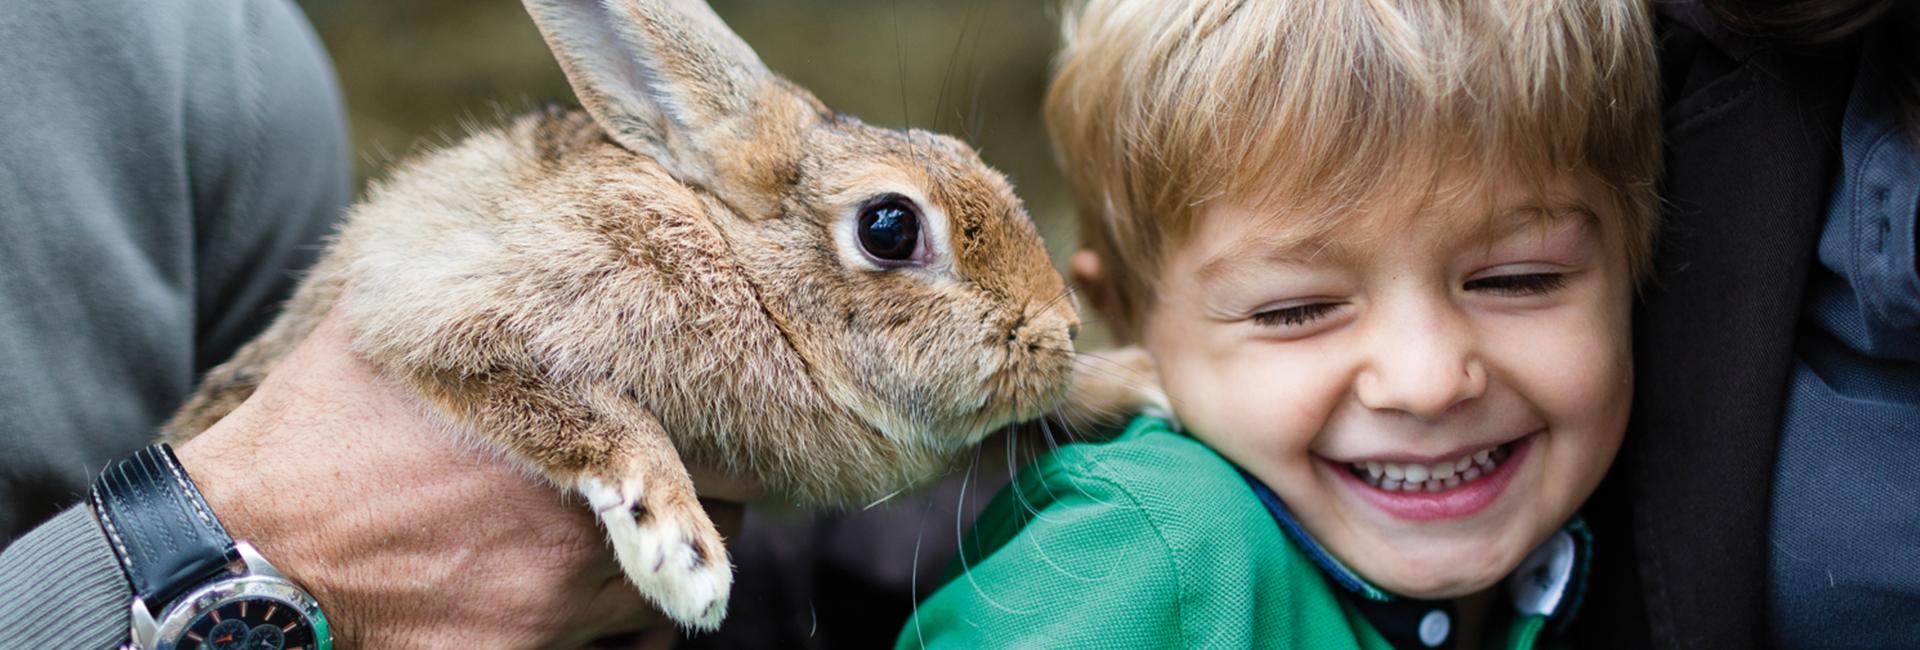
[1196,227,1351,284]
[1194,202,1599,283]
[1465,204,1601,244]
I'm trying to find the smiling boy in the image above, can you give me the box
[897,1,1658,648]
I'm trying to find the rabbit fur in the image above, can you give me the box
[163,0,1087,630]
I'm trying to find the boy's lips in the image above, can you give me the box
[1322,431,1538,521]
[1322,430,1530,465]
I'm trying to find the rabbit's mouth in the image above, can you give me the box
[999,338,1079,415]
[971,357,1076,440]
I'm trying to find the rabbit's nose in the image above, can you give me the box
[1013,311,1075,351]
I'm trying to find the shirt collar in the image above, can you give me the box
[1240,471,1593,641]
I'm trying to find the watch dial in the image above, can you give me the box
[179,598,316,650]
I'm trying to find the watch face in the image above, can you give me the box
[177,598,317,650]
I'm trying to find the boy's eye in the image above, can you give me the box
[1251,302,1341,328]
[1463,273,1568,296]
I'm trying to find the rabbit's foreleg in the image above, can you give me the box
[408,367,733,630]
[573,399,733,631]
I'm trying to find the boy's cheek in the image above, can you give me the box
[1154,333,1331,439]
[1492,300,1633,430]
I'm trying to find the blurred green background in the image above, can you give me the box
[294,0,1097,339]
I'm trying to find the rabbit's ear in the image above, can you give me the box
[524,0,770,175]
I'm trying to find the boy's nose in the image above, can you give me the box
[1354,308,1486,419]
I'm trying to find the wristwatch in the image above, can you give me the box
[90,443,332,650]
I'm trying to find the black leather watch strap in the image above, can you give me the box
[90,443,236,608]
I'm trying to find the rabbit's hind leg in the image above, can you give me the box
[162,361,266,442]
[164,263,346,442]
[162,311,319,441]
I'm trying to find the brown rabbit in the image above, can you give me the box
[162,0,1079,631]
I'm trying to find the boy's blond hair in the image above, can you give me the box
[1046,0,1660,335]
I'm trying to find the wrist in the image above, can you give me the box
[169,317,436,645]
[90,443,331,650]
[172,352,439,646]
[175,432,340,635]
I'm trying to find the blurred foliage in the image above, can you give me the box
[294,0,1106,342]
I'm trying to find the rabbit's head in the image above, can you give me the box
[525,0,1079,480]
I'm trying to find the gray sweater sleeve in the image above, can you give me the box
[0,507,130,650]
[0,0,348,645]
[0,0,349,535]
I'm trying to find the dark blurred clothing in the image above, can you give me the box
[1575,2,1902,648]
[1766,47,1920,646]
[685,438,1014,649]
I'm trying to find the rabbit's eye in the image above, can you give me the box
[857,198,921,263]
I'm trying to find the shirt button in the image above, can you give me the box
[1419,609,1451,647]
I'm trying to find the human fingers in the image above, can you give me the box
[541,574,666,650]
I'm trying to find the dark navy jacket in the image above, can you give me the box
[1574,3,1859,648]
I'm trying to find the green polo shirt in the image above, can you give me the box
[896,415,1586,649]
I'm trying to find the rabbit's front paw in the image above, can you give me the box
[578,476,732,630]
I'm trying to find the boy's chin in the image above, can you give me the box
[1352,536,1531,600]
[1373,566,1509,601]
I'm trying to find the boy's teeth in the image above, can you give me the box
[1403,464,1430,482]
[1349,443,1510,493]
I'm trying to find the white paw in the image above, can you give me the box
[578,477,732,630]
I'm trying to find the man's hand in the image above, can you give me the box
[175,313,746,649]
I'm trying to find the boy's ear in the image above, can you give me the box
[1070,249,1135,342]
